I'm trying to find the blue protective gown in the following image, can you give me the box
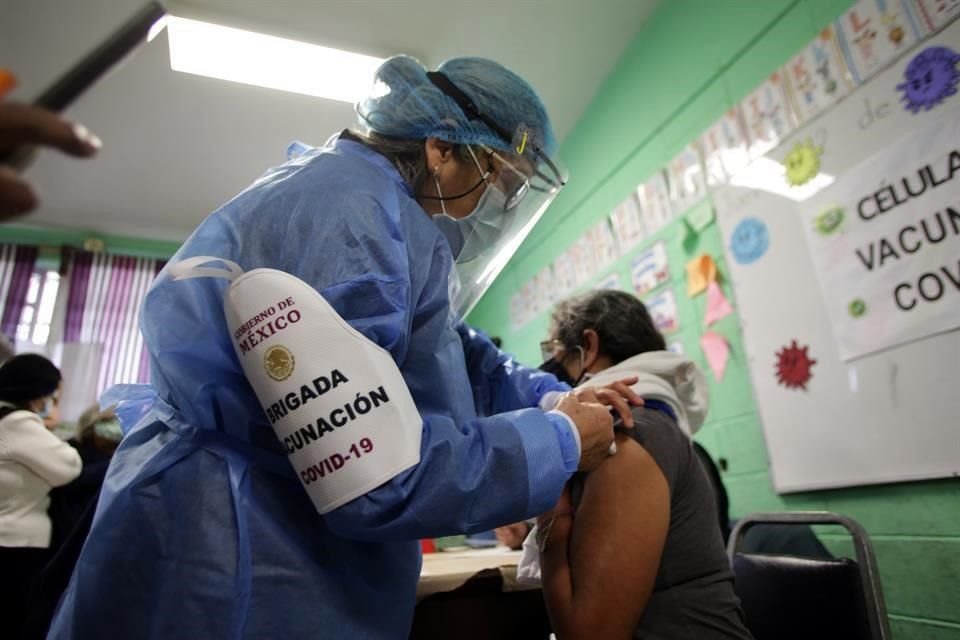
[48,136,576,639]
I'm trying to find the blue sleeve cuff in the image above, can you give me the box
[510,409,577,513]
[546,410,580,474]
[538,390,563,411]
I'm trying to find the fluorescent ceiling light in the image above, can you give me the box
[730,157,835,202]
[166,17,384,103]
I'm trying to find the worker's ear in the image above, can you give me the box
[424,137,456,174]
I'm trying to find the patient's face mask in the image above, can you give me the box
[93,417,123,443]
[538,340,587,387]
[37,399,53,418]
[37,391,61,429]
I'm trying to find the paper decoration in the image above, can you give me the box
[686,204,716,233]
[913,0,960,32]
[667,143,707,213]
[609,194,647,254]
[784,27,854,122]
[704,281,734,326]
[782,139,824,186]
[553,250,577,295]
[730,217,770,265]
[896,46,960,113]
[520,279,538,320]
[532,265,556,311]
[700,108,751,186]
[814,207,845,235]
[588,219,620,269]
[569,236,597,287]
[741,71,796,158]
[631,241,670,297]
[835,0,923,84]
[700,331,729,382]
[594,273,622,291]
[636,171,673,234]
[645,289,680,334]
[775,340,817,390]
[510,290,528,329]
[685,254,718,297]
[848,298,868,318]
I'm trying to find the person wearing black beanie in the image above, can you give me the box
[0,354,63,427]
[0,354,81,638]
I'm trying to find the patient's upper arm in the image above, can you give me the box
[567,430,671,636]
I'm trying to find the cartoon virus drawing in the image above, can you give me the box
[896,46,960,113]
[784,139,823,187]
[730,217,769,265]
[816,60,838,95]
[882,12,906,46]
[848,299,867,318]
[853,29,877,61]
[775,340,817,391]
[815,207,845,235]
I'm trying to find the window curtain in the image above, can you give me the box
[63,250,166,396]
[0,243,39,339]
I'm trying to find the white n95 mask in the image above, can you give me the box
[170,256,423,514]
[432,183,512,263]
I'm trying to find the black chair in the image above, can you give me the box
[727,511,891,640]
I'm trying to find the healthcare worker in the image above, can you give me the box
[48,55,639,639]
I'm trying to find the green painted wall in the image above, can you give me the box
[467,1,960,637]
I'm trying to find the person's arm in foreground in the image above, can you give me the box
[0,101,100,219]
[540,432,670,639]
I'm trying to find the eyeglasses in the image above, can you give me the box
[465,145,530,212]
[540,338,564,362]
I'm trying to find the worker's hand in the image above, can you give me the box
[494,522,531,550]
[555,393,615,472]
[0,102,101,220]
[573,377,643,428]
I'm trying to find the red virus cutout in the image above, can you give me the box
[775,340,817,390]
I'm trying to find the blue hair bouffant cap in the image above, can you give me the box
[356,55,557,157]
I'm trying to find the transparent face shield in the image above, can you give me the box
[425,71,568,317]
[449,144,567,315]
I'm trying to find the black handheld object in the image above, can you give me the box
[0,1,168,170]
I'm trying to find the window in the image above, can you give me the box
[16,270,60,346]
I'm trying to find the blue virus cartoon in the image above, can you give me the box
[730,217,769,265]
[896,46,960,113]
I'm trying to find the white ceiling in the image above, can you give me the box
[2,0,659,242]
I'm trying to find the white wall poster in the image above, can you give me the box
[801,108,960,360]
[644,288,680,334]
[784,26,855,122]
[609,194,647,253]
[835,0,924,83]
[700,108,751,186]
[667,143,708,212]
[741,71,797,158]
[631,241,670,297]
[636,171,674,234]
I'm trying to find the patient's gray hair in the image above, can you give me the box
[550,289,665,364]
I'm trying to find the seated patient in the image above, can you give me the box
[524,290,753,640]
